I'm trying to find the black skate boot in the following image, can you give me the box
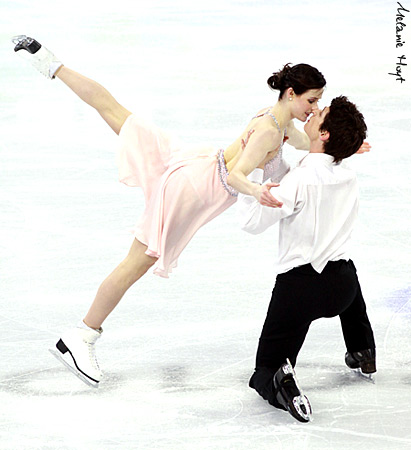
[345,348,376,374]
[273,359,312,423]
[12,35,42,54]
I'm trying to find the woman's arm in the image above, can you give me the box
[227,127,283,208]
[284,120,310,150]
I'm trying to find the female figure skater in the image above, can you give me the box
[12,35,335,387]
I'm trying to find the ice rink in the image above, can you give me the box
[1,0,410,448]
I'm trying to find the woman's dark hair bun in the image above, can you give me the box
[267,63,326,99]
[267,63,292,92]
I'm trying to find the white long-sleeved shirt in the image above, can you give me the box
[238,153,359,274]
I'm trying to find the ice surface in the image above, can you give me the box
[1,0,410,449]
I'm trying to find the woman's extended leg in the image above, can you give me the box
[53,67,152,326]
[55,66,132,135]
[12,36,131,134]
[83,238,157,329]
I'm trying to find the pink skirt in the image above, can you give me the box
[117,114,237,277]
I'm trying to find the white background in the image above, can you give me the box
[1,0,410,448]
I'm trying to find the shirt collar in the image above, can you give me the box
[298,153,336,167]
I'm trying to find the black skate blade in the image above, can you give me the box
[12,35,41,54]
[49,348,99,389]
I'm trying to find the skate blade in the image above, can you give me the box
[11,35,27,45]
[352,368,375,383]
[284,359,313,422]
[49,348,99,389]
[292,395,313,422]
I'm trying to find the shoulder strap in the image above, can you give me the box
[252,108,281,133]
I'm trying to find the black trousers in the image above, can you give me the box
[249,259,375,406]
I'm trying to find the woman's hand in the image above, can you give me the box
[356,141,371,154]
[255,183,283,208]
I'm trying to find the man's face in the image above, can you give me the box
[304,106,330,140]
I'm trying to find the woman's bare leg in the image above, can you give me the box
[53,66,148,325]
[11,37,130,134]
[11,38,156,384]
[52,67,149,327]
[55,66,132,135]
[83,238,158,329]
[51,238,157,387]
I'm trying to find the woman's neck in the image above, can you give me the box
[270,101,292,129]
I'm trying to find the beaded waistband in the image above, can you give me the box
[217,149,238,197]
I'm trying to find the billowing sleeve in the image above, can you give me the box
[237,168,300,234]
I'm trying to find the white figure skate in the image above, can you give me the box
[12,35,63,79]
[49,326,103,388]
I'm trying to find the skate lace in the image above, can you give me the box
[87,342,101,371]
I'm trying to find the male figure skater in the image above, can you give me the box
[237,96,376,422]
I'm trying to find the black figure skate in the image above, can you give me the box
[345,348,376,381]
[273,359,312,423]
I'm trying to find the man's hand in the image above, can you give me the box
[356,141,371,154]
[256,183,283,208]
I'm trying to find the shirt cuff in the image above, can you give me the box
[247,168,264,184]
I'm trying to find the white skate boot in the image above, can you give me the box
[49,325,103,388]
[12,35,63,79]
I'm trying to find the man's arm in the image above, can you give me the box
[237,168,300,234]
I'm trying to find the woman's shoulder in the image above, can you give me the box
[251,115,282,137]
[252,106,272,118]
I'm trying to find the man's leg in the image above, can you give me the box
[249,265,317,420]
[253,264,323,373]
[249,322,310,409]
[249,261,372,419]
[339,261,376,373]
[339,262,375,350]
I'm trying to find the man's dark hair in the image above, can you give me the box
[320,96,367,163]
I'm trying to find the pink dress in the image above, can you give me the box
[117,115,237,277]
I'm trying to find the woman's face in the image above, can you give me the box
[290,88,324,122]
